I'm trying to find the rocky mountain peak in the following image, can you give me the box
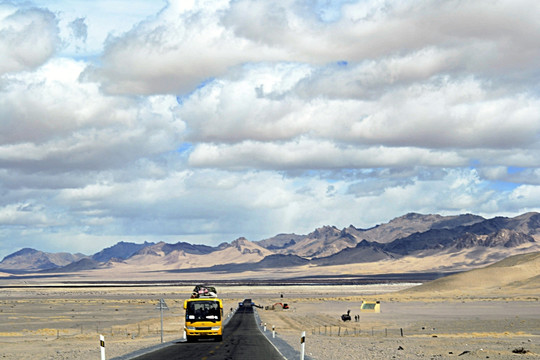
[310,225,340,239]
[485,229,535,247]
[1,248,38,261]
[230,237,264,255]
[1,211,539,275]
[231,237,249,246]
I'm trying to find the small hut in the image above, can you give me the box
[360,300,381,313]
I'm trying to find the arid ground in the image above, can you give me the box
[0,252,538,359]
[0,282,539,360]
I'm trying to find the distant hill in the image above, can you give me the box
[401,251,540,297]
[382,216,538,255]
[358,213,485,243]
[259,225,359,258]
[0,248,86,272]
[42,257,102,273]
[130,241,215,257]
[312,240,395,266]
[257,213,487,258]
[121,237,272,270]
[1,212,539,277]
[92,241,155,262]
[256,233,306,250]
[173,253,310,273]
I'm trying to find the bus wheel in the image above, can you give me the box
[214,335,222,342]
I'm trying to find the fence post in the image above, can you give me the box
[100,334,106,360]
[300,331,306,360]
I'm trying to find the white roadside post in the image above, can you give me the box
[99,334,106,360]
[155,299,169,343]
[272,325,275,338]
[300,331,306,360]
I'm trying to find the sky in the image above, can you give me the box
[1,0,539,259]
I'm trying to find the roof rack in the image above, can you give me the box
[191,285,217,298]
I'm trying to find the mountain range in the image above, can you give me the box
[1,212,539,278]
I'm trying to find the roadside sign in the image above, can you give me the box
[155,298,169,343]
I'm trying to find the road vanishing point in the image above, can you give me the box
[130,304,285,360]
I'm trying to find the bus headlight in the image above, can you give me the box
[211,326,221,330]
[186,326,196,330]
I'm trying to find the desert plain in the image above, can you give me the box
[0,252,539,359]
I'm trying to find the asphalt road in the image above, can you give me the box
[130,305,285,360]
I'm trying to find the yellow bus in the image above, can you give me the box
[183,297,223,342]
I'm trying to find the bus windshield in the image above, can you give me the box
[186,301,221,322]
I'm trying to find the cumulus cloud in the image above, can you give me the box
[86,0,540,95]
[179,65,539,172]
[0,58,185,175]
[187,140,466,170]
[0,4,60,75]
[1,0,540,259]
[84,0,285,94]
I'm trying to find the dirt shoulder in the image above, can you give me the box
[1,285,539,359]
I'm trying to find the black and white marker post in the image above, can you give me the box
[99,334,105,360]
[300,331,306,360]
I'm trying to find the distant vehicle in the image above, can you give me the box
[341,309,351,322]
[184,285,223,342]
[243,299,253,307]
[265,302,289,310]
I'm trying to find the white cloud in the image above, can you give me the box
[84,0,540,95]
[188,139,466,170]
[179,64,539,171]
[0,4,60,75]
[0,58,185,174]
[84,0,286,94]
[0,202,51,226]
[28,0,166,56]
[1,0,540,259]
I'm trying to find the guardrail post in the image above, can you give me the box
[300,331,306,360]
[100,334,106,360]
